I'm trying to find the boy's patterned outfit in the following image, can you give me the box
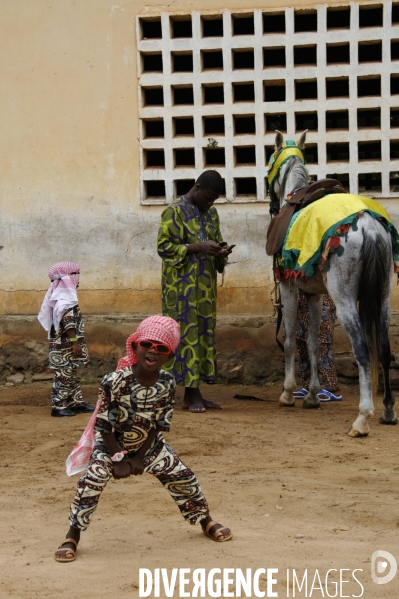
[49,305,89,410]
[296,292,339,392]
[69,368,209,530]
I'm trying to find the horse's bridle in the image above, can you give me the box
[266,141,306,349]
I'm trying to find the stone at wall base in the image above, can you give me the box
[6,372,24,385]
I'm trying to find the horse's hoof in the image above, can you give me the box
[279,392,295,407]
[347,426,369,438]
[379,411,398,425]
[303,399,320,409]
[348,414,371,437]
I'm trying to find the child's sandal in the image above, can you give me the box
[54,538,78,562]
[203,520,233,542]
[317,389,343,402]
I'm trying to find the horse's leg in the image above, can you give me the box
[331,217,394,436]
[279,280,298,406]
[379,299,397,425]
[332,302,373,437]
[303,296,322,409]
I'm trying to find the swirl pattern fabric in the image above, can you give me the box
[94,368,175,453]
[49,306,89,411]
[48,306,89,369]
[66,364,174,474]
[157,196,227,388]
[69,439,209,530]
[51,365,83,409]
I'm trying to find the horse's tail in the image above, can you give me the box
[358,222,392,396]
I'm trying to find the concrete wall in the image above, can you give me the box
[0,0,279,317]
[3,0,399,316]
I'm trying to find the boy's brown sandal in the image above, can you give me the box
[54,538,78,562]
[203,521,233,542]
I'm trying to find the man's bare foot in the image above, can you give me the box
[183,388,222,410]
[183,387,204,408]
[202,399,222,410]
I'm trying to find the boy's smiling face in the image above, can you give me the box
[133,341,173,372]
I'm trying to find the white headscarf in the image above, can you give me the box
[38,261,80,338]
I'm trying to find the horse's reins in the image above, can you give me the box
[267,141,306,352]
[270,268,285,352]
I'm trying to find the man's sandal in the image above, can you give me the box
[203,521,233,542]
[54,538,78,563]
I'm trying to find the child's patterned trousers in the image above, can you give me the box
[69,437,209,530]
[296,292,339,392]
[51,365,84,410]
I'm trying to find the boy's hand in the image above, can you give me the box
[112,460,132,479]
[126,456,145,476]
[72,342,83,357]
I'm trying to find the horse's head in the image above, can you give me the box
[268,130,309,215]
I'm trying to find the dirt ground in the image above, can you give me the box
[1,381,399,599]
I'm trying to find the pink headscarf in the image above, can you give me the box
[38,261,80,338]
[116,315,180,370]
[65,315,180,476]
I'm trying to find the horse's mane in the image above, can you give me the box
[280,156,308,197]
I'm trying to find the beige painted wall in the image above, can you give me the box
[1,0,399,319]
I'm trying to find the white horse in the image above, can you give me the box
[270,130,397,437]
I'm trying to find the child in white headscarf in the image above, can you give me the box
[38,261,94,417]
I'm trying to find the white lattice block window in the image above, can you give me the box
[137,2,399,204]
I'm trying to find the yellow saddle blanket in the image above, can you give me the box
[280,194,398,278]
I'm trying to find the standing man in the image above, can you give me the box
[157,170,234,413]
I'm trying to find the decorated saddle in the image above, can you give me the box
[266,178,346,256]
[272,194,399,281]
